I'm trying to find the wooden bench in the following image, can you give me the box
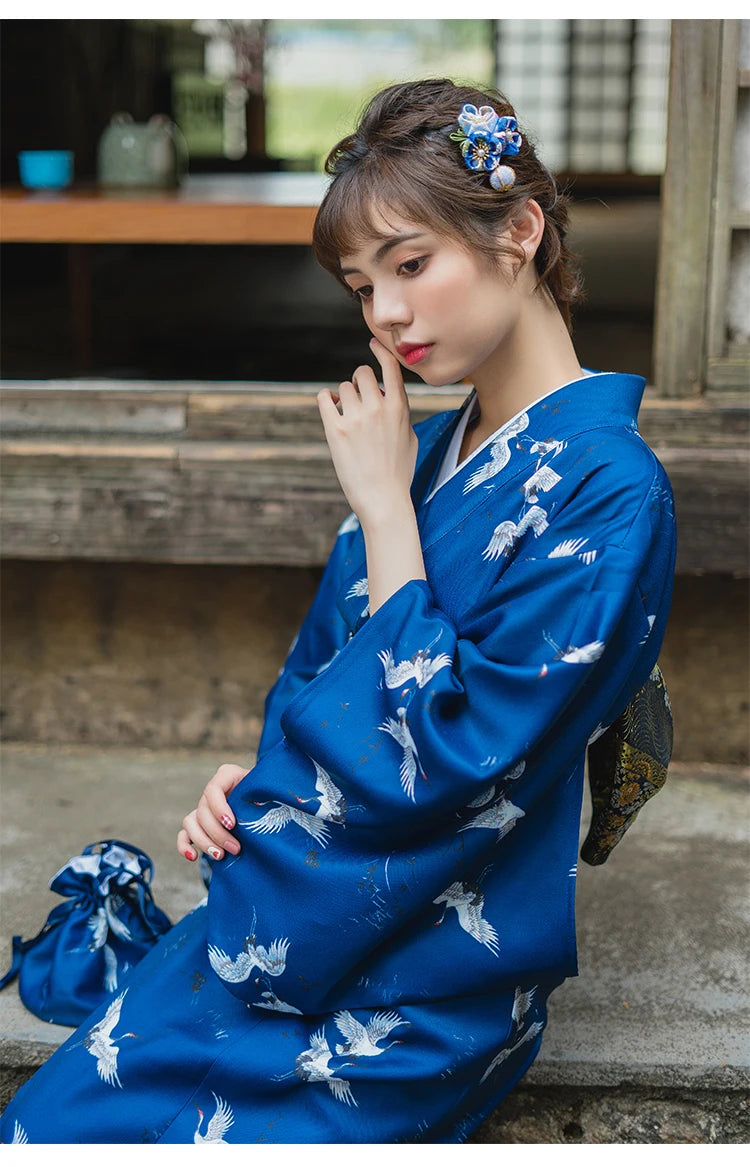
[1,380,748,574]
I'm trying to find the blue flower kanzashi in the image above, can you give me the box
[450,104,523,192]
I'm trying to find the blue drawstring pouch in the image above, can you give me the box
[0,839,172,1026]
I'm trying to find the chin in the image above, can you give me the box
[415,367,471,389]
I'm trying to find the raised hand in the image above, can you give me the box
[317,337,419,527]
[318,338,426,615]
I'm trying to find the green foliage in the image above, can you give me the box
[264,19,494,167]
[266,83,388,170]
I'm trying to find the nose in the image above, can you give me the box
[370,283,412,334]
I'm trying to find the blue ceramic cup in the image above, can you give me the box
[18,150,74,189]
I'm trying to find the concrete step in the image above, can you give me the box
[1,743,748,1143]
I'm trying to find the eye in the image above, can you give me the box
[349,284,373,302]
[398,256,427,276]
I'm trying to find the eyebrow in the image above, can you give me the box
[339,232,428,278]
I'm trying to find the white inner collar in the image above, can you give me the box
[425,369,601,503]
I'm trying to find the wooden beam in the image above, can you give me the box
[2,381,747,446]
[1,437,746,573]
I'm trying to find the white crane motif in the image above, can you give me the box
[529,437,566,458]
[103,893,133,942]
[253,989,302,1014]
[295,1028,357,1107]
[459,796,525,841]
[87,897,132,946]
[512,984,537,1028]
[239,800,330,846]
[482,506,549,561]
[378,647,453,690]
[208,934,290,984]
[480,1020,544,1083]
[466,762,526,809]
[9,1121,28,1143]
[548,537,588,558]
[103,943,118,993]
[467,785,499,808]
[193,1092,234,1143]
[542,631,606,664]
[522,465,562,504]
[295,759,349,824]
[587,721,610,745]
[463,413,530,493]
[346,577,370,620]
[433,881,500,957]
[333,1010,410,1057]
[87,906,108,948]
[378,706,426,802]
[83,990,136,1088]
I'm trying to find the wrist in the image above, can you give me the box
[358,489,415,533]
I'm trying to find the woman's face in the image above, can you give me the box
[339,207,524,387]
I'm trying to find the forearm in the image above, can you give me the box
[362,495,426,615]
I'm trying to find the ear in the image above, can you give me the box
[507,198,545,264]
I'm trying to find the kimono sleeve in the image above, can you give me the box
[256,518,357,759]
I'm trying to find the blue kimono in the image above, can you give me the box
[0,371,676,1144]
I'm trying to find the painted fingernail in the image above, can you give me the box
[207,845,222,861]
[220,814,234,830]
[184,848,197,862]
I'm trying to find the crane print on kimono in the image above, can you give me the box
[0,371,676,1144]
[204,371,675,1016]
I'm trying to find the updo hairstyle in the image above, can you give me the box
[312,79,583,333]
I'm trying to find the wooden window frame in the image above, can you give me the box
[654,19,750,398]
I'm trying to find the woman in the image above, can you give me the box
[0,78,675,1144]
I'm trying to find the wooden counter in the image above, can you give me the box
[0,173,329,244]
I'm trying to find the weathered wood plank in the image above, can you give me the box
[705,358,750,392]
[0,393,187,435]
[2,381,747,445]
[185,387,467,440]
[658,447,750,574]
[1,440,747,572]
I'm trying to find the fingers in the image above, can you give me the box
[180,806,236,862]
[369,336,407,401]
[177,828,197,862]
[351,364,384,405]
[177,762,247,862]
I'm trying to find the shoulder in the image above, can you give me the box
[539,426,675,551]
[563,423,669,486]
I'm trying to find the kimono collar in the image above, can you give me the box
[415,371,646,509]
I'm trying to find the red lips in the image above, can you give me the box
[395,342,434,366]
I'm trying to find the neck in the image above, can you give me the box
[468,283,584,440]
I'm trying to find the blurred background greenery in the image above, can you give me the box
[263,19,495,168]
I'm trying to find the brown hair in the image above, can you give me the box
[312,79,583,332]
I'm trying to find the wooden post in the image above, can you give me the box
[654,20,723,397]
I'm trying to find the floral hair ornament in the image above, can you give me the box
[450,104,523,192]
